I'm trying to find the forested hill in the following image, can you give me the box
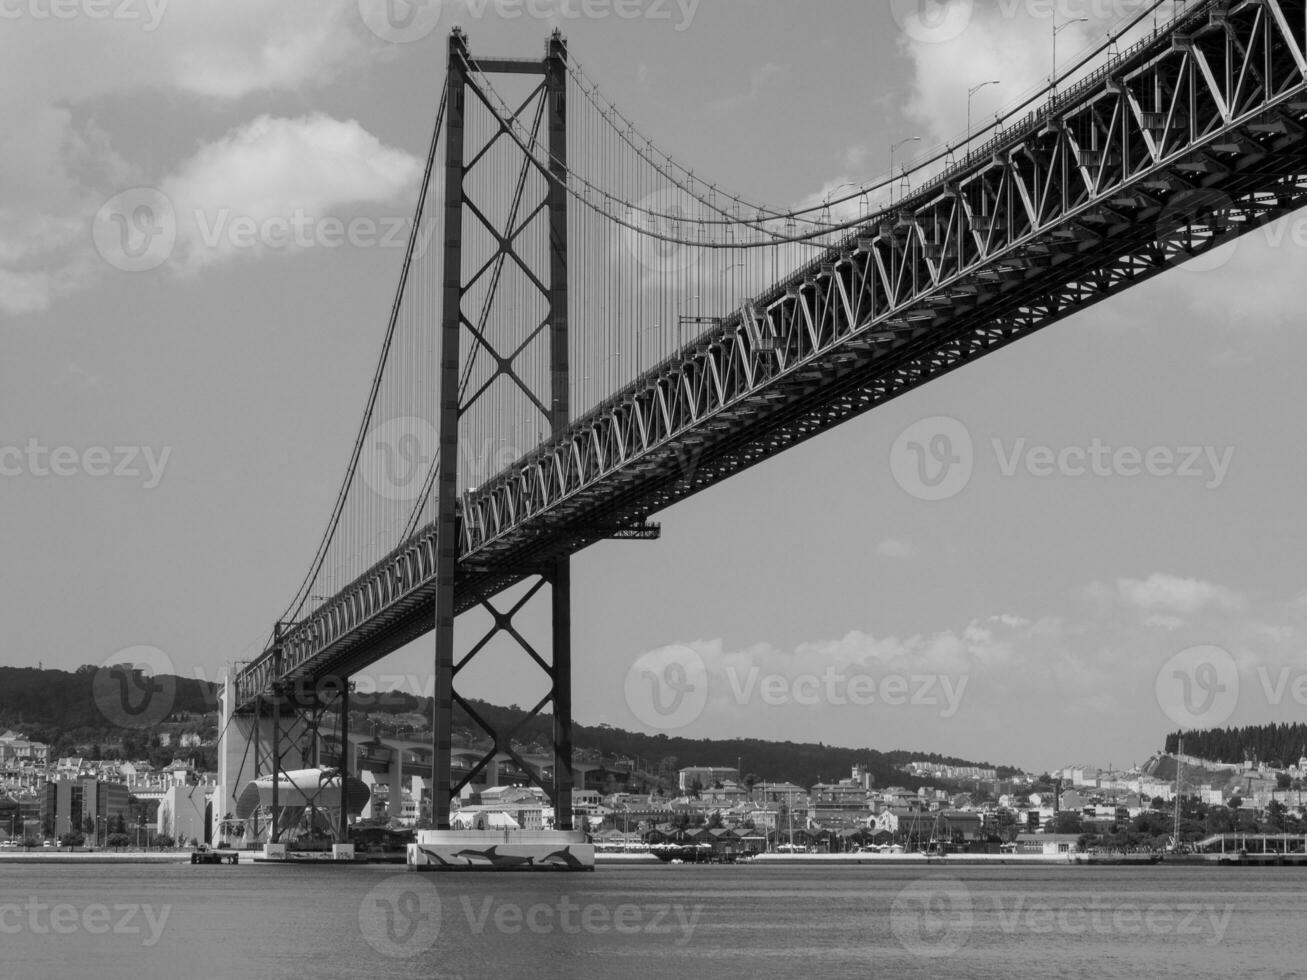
[0,665,217,732]
[0,665,1020,789]
[1165,724,1307,767]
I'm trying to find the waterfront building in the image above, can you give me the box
[751,781,807,805]
[158,783,210,844]
[809,776,874,827]
[40,777,130,839]
[699,780,749,805]
[1013,832,1082,855]
[677,767,740,792]
[872,808,933,838]
[463,787,545,830]
[452,806,524,830]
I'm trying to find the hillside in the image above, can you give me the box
[1164,724,1307,768]
[0,665,1018,789]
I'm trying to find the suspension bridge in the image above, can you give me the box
[214,0,1307,867]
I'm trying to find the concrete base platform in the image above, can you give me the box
[408,830,594,871]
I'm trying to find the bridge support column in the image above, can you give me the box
[338,681,350,842]
[214,670,313,848]
[386,751,406,824]
[416,30,586,868]
[551,559,573,831]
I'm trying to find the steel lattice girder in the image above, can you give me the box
[234,0,1307,712]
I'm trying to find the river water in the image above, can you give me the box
[0,862,1302,978]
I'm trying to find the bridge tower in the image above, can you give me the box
[409,28,592,868]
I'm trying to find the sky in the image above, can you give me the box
[6,0,1307,776]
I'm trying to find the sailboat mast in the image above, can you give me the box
[1174,736,1183,844]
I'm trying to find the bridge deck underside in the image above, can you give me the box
[235,0,1307,711]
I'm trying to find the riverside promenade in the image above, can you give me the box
[0,850,190,864]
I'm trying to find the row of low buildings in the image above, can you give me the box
[900,762,1000,782]
[1,749,214,845]
[0,731,51,768]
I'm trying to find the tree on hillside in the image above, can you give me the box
[1052,812,1084,835]
[1265,800,1288,832]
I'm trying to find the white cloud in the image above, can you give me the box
[876,538,917,559]
[163,114,424,270]
[0,0,393,315]
[0,1,368,107]
[168,5,369,100]
[1116,573,1246,617]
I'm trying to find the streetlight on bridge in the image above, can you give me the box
[967,81,1001,162]
[888,137,921,206]
[1052,17,1089,98]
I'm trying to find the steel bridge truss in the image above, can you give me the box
[463,0,1307,553]
[235,0,1307,757]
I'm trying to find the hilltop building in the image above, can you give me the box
[0,732,50,767]
[678,767,739,792]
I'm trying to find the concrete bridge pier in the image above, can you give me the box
[213,671,313,848]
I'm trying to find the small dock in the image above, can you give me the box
[1177,833,1307,866]
[191,846,240,865]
